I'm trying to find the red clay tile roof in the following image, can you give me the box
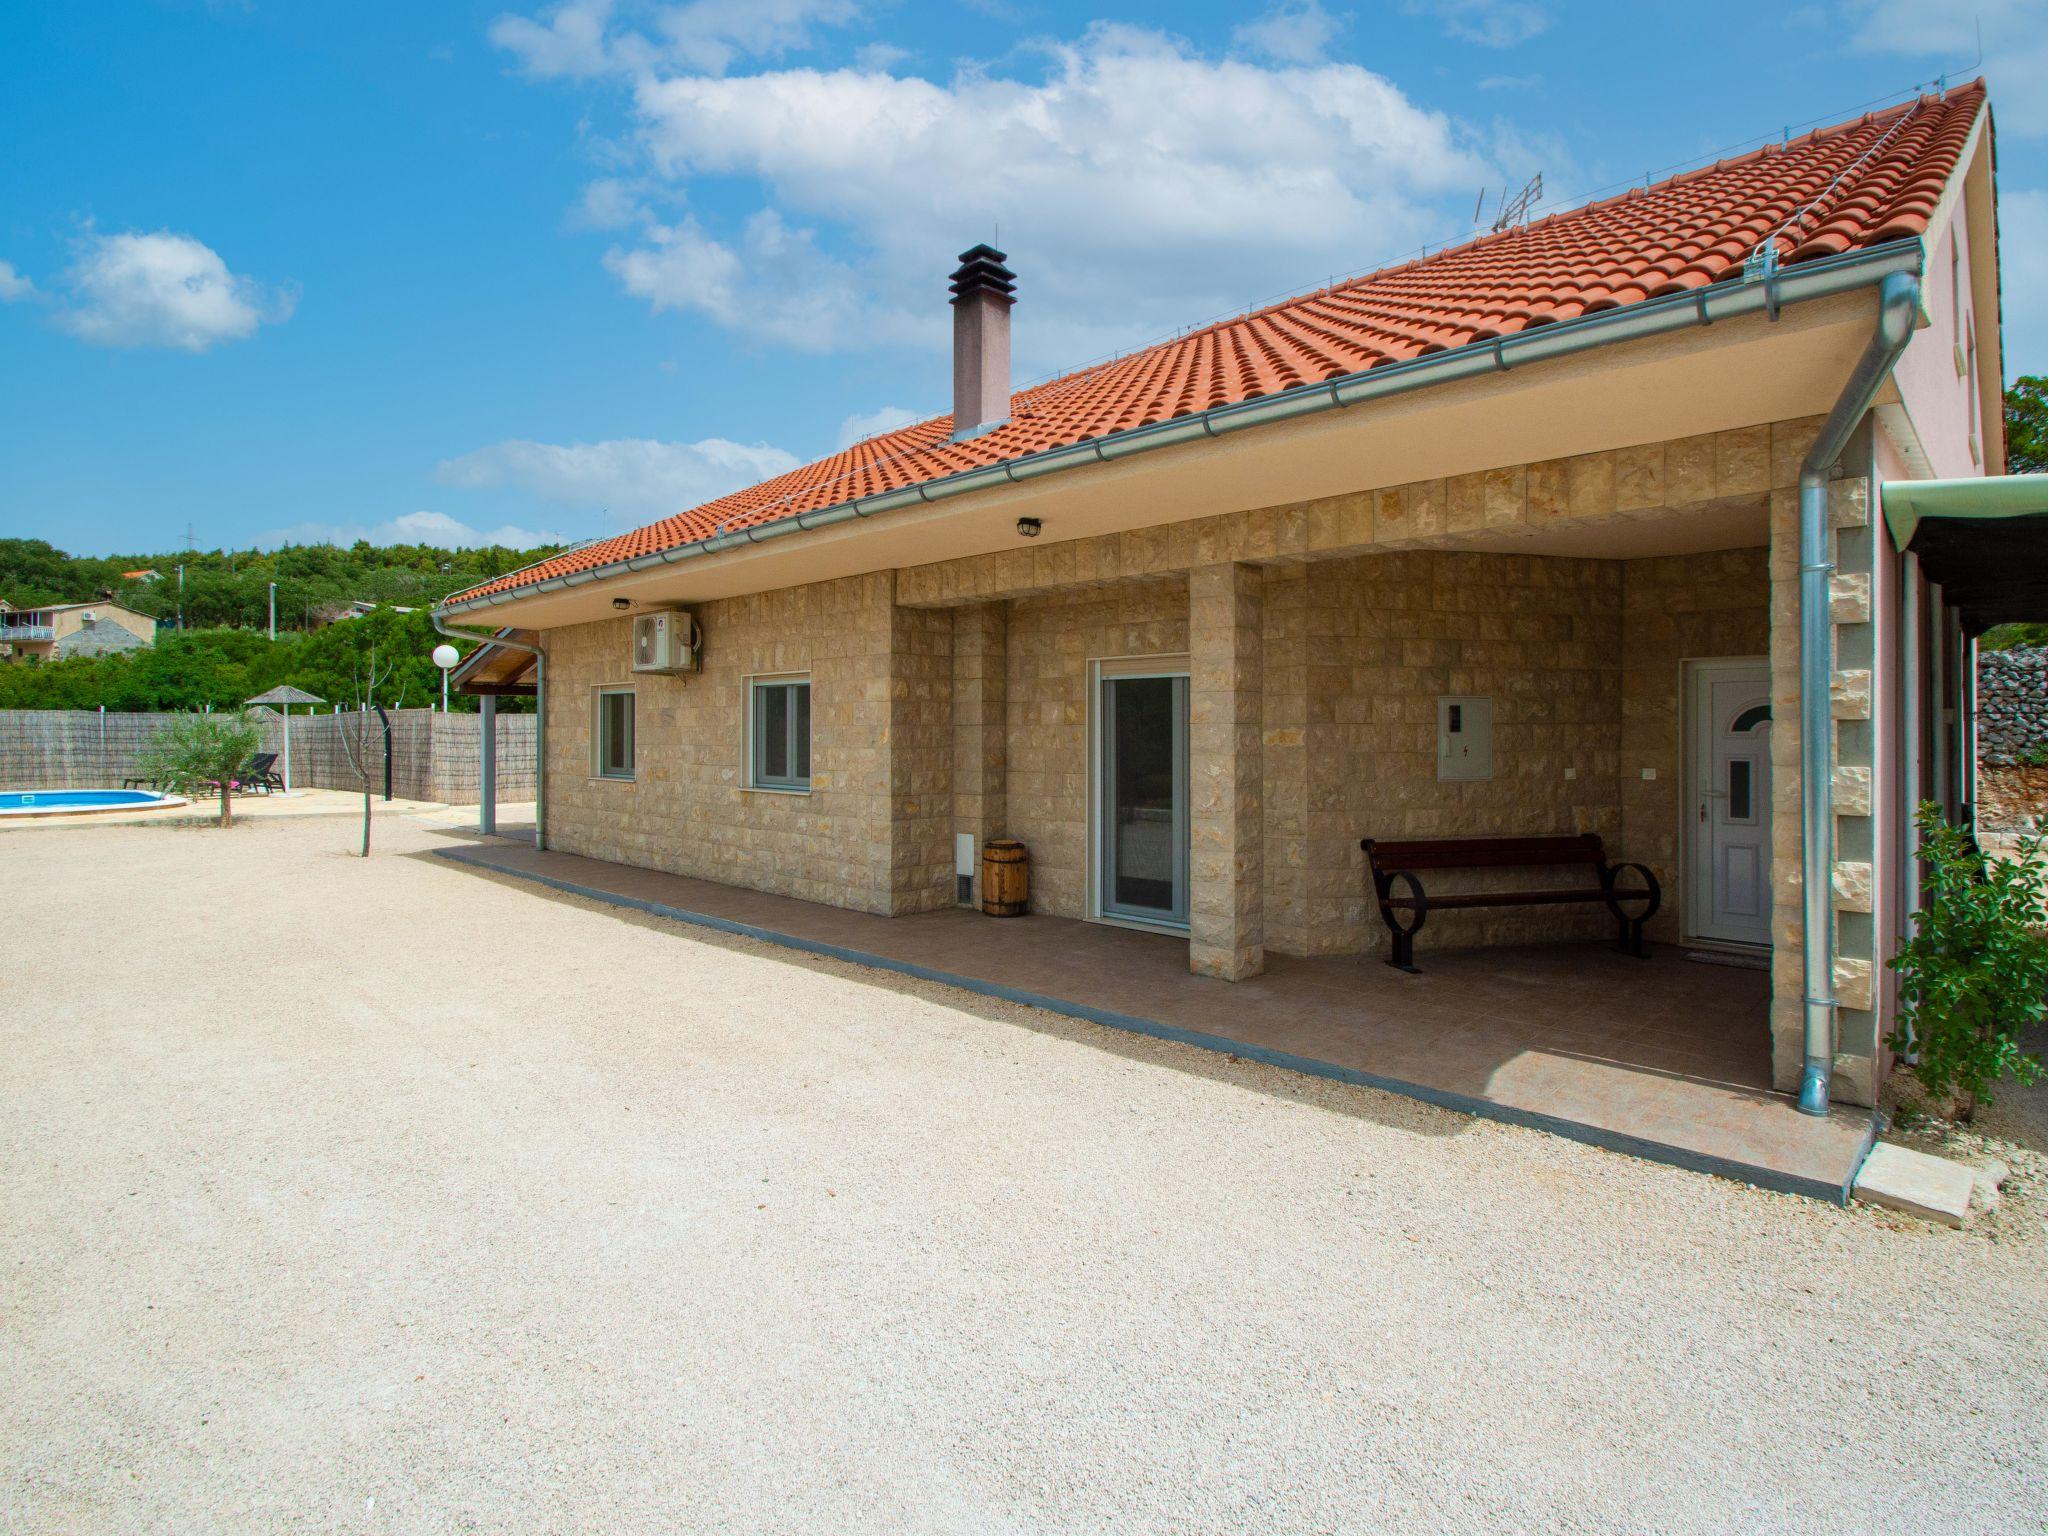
[450,81,1985,608]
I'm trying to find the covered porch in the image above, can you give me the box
[430,833,1874,1199]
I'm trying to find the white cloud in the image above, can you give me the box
[0,260,33,302]
[261,512,566,551]
[57,231,292,351]
[570,176,644,230]
[492,0,863,78]
[604,209,880,351]
[1405,1,1550,47]
[1232,1,1346,65]
[560,21,1490,366]
[435,435,802,517]
[854,41,910,71]
[1847,0,2048,135]
[651,0,863,73]
[836,405,921,447]
[490,0,625,79]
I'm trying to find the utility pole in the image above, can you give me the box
[268,582,276,640]
[176,564,184,632]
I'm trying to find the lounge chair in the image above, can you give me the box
[244,753,284,794]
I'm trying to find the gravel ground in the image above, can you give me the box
[4,812,2045,1535]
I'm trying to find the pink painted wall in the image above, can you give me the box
[1892,186,1987,480]
[1871,428,1917,1063]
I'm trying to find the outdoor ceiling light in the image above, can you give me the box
[612,597,632,610]
[1016,517,1042,538]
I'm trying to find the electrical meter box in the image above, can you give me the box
[1436,695,1493,782]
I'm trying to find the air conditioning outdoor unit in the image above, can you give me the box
[631,609,700,674]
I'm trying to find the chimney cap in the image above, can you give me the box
[949,244,1016,306]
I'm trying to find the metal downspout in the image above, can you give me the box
[433,617,547,853]
[1795,269,1920,1116]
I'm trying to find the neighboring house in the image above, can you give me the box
[0,600,157,663]
[122,568,161,583]
[436,83,2009,1122]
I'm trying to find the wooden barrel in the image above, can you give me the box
[981,840,1030,917]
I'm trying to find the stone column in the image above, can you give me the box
[1189,562,1264,980]
[887,592,955,915]
[952,602,1007,906]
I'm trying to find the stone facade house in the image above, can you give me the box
[438,83,2005,1125]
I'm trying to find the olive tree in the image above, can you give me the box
[137,711,265,828]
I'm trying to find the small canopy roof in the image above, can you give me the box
[452,629,538,697]
[246,684,327,707]
[1883,476,2048,636]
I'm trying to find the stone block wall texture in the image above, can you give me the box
[1765,461,1880,1106]
[0,707,532,804]
[889,602,957,914]
[1188,563,1264,979]
[1619,545,1771,944]
[951,604,1007,906]
[1002,577,1189,920]
[1296,550,1627,956]
[1980,763,2048,832]
[541,572,940,915]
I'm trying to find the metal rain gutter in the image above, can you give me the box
[435,240,1924,621]
[433,615,546,853]
[1794,269,1921,1117]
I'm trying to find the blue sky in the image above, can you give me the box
[0,0,2040,557]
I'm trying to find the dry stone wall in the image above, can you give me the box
[1977,646,2048,831]
[1976,646,2048,765]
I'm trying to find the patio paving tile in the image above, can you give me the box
[431,837,1878,1202]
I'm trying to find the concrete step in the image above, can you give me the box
[1852,1142,1979,1227]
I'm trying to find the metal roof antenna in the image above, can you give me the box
[1491,172,1542,233]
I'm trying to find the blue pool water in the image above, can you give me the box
[0,789,175,813]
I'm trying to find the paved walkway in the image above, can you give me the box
[433,837,1877,1201]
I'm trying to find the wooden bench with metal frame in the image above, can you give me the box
[1360,833,1661,973]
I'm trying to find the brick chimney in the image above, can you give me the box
[948,244,1014,442]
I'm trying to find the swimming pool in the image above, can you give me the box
[0,789,189,818]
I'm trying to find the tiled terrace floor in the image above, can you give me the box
[431,836,1878,1201]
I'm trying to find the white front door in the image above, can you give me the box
[1687,660,1773,947]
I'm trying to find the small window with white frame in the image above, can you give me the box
[748,674,811,791]
[594,687,635,780]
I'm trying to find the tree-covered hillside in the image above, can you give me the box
[0,538,557,712]
[0,536,556,632]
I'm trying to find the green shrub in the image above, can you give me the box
[1887,804,2048,1120]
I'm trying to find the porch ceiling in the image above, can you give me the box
[480,291,1880,632]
